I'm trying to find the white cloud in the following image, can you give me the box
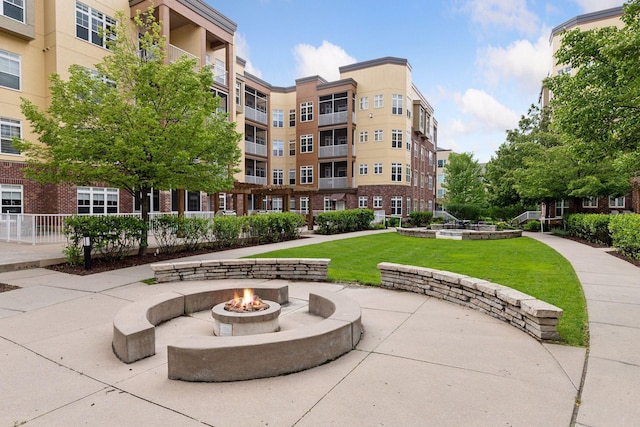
[478,30,552,94]
[572,0,624,13]
[467,0,539,36]
[235,33,262,78]
[454,88,520,132]
[292,41,356,81]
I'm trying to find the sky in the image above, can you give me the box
[208,0,625,163]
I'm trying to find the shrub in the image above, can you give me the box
[150,215,182,254]
[315,209,374,235]
[609,214,640,259]
[523,220,541,232]
[566,213,612,245]
[210,215,246,248]
[247,212,305,243]
[445,203,482,221]
[408,211,433,227]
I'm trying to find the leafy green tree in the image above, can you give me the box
[443,152,486,207]
[17,8,241,254]
[544,0,640,194]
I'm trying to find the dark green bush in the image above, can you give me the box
[566,213,612,246]
[523,220,541,232]
[445,203,482,221]
[210,215,246,248]
[408,211,433,227]
[315,209,374,235]
[609,214,640,259]
[247,212,305,243]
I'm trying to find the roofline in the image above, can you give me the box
[550,5,623,38]
[339,56,411,73]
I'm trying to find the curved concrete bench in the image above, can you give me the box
[167,290,362,382]
[112,284,289,364]
[378,262,563,341]
[397,228,522,240]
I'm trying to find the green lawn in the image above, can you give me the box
[248,233,588,347]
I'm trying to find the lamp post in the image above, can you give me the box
[83,235,92,270]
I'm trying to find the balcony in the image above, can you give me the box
[318,111,348,126]
[169,44,199,65]
[208,63,228,86]
[245,175,267,185]
[245,106,268,125]
[319,144,348,158]
[245,140,268,157]
[319,177,348,189]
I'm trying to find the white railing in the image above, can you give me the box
[319,144,348,158]
[318,111,348,126]
[245,175,267,185]
[245,140,268,157]
[244,106,268,125]
[511,211,541,225]
[319,177,347,189]
[373,210,385,224]
[169,44,199,65]
[433,210,458,222]
[209,64,228,86]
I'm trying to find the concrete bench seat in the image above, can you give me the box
[167,289,362,382]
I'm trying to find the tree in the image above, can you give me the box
[544,0,640,195]
[17,7,241,254]
[443,152,486,207]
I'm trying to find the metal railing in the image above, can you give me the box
[511,211,541,225]
[319,177,348,189]
[245,140,268,157]
[168,44,199,65]
[433,210,458,222]
[318,111,348,126]
[319,144,348,158]
[244,106,268,125]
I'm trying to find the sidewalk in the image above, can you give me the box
[1,230,628,426]
[527,232,640,426]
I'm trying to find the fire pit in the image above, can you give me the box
[211,289,281,336]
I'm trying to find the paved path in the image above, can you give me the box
[0,230,634,426]
[527,232,640,426]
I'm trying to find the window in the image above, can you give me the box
[300,165,313,184]
[272,140,284,157]
[289,168,295,185]
[359,164,368,175]
[609,196,625,208]
[374,163,383,175]
[359,131,368,143]
[391,163,402,182]
[289,109,296,127]
[360,97,369,110]
[0,117,21,155]
[437,174,445,183]
[272,109,283,128]
[374,130,383,142]
[413,170,418,186]
[235,81,242,106]
[324,197,332,211]
[289,197,295,211]
[300,101,313,122]
[428,151,434,166]
[413,142,418,158]
[391,196,402,216]
[405,165,411,183]
[555,199,569,217]
[406,132,411,151]
[77,187,118,214]
[437,159,446,168]
[76,2,116,49]
[437,189,446,198]
[373,196,383,208]
[1,0,23,22]
[271,197,283,211]
[420,173,425,188]
[0,184,22,213]
[392,94,403,115]
[359,196,368,208]
[391,129,402,148]
[374,94,383,108]
[428,175,433,190]
[582,196,598,208]
[300,196,309,213]
[288,140,296,156]
[300,134,313,153]
[272,168,283,185]
[0,49,20,90]
[406,97,412,119]
[171,190,201,211]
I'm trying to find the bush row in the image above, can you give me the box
[566,214,612,246]
[609,214,640,259]
[408,211,433,227]
[62,212,306,264]
[315,209,375,235]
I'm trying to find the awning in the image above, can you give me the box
[331,193,346,201]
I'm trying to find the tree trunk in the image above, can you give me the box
[137,188,150,256]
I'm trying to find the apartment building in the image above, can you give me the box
[1,0,437,219]
[435,147,453,210]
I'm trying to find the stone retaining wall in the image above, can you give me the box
[378,262,563,341]
[397,228,522,240]
[151,258,330,283]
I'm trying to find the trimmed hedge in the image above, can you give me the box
[408,211,433,227]
[566,213,612,246]
[315,209,375,235]
[609,214,640,259]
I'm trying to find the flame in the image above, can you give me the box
[242,288,254,307]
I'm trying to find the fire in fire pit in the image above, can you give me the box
[225,289,269,312]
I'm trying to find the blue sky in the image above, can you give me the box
[208,0,625,163]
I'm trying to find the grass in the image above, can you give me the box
[248,233,588,347]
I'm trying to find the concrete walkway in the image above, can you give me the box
[0,229,631,426]
[527,232,640,427]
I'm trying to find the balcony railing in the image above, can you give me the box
[245,106,268,125]
[169,44,199,65]
[319,144,348,158]
[245,140,268,157]
[319,177,348,189]
[245,175,267,185]
[318,111,348,126]
[209,64,228,86]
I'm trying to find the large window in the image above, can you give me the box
[392,94,403,115]
[359,97,368,110]
[272,168,283,185]
[374,94,383,108]
[0,117,21,155]
[289,109,296,127]
[374,163,383,175]
[359,131,368,143]
[391,163,402,182]
[272,140,284,157]
[300,134,313,153]
[272,109,283,128]
[391,196,402,216]
[288,140,296,156]
[373,196,383,208]
[300,166,313,184]
[289,168,295,185]
[374,130,383,142]
[437,159,446,168]
[300,101,313,122]
[609,196,625,208]
[582,196,598,208]
[359,196,368,208]
[235,81,242,106]
[391,129,402,148]
[555,199,569,217]
[1,0,23,22]
[359,164,368,175]
[0,49,20,90]
[171,190,200,211]
[78,187,118,214]
[76,2,115,49]
[405,164,411,183]
[1,184,22,213]
[300,197,309,213]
